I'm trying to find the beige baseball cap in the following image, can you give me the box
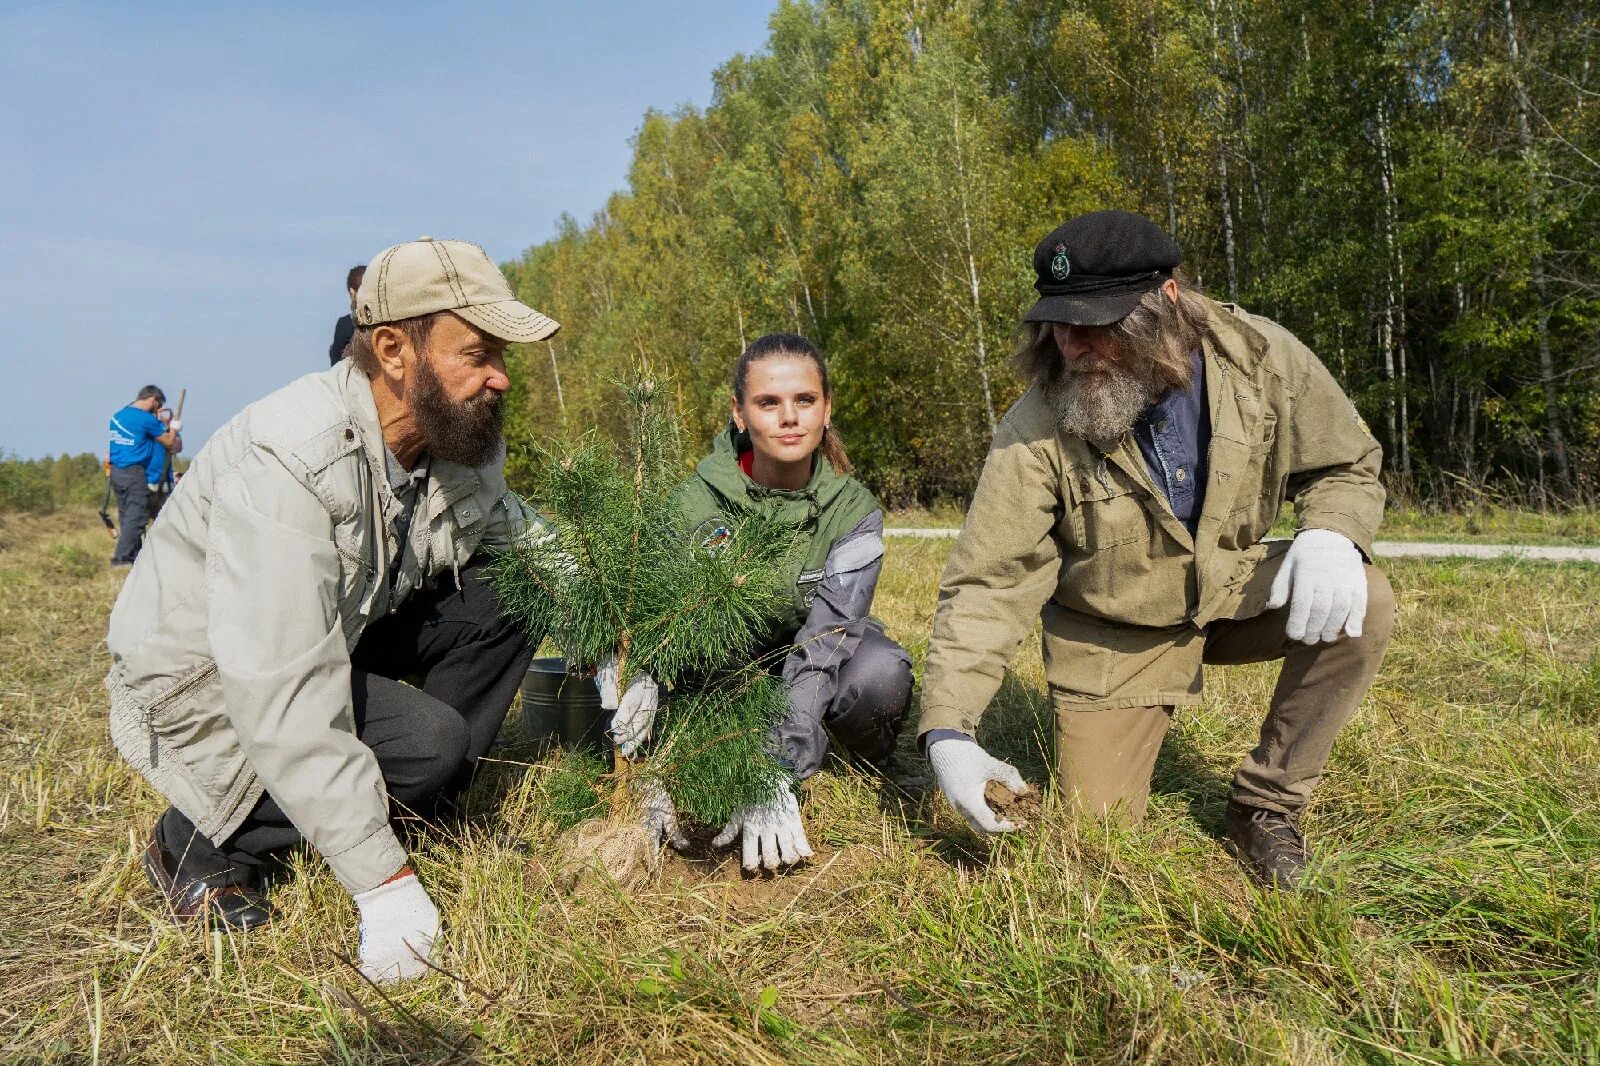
[354,236,560,343]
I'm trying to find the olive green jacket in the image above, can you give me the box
[919,299,1384,735]
[106,361,539,895]
[670,426,883,775]
[669,425,880,648]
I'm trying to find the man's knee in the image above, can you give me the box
[392,708,472,804]
[1360,565,1396,649]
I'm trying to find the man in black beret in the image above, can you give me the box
[919,209,1394,888]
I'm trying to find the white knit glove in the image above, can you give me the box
[168,419,182,432]
[353,873,440,984]
[928,737,1026,834]
[712,780,813,871]
[637,779,689,851]
[1267,528,1368,644]
[596,654,659,756]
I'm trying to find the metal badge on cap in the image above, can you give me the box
[1050,243,1071,281]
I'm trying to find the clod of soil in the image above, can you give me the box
[552,818,659,894]
[984,780,1043,829]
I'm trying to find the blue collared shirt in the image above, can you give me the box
[1130,348,1209,535]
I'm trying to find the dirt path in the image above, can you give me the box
[885,528,1600,562]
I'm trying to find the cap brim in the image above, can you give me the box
[455,300,561,343]
[1022,291,1144,327]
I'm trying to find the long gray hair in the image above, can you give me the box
[1013,276,1209,392]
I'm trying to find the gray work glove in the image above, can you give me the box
[353,872,439,984]
[637,779,689,851]
[928,737,1026,834]
[596,653,659,755]
[1267,528,1367,644]
[712,780,813,871]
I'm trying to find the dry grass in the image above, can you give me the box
[2,509,1596,1063]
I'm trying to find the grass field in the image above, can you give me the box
[2,509,1597,1064]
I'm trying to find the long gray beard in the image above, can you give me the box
[1044,364,1157,447]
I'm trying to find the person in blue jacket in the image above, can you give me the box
[107,385,180,566]
[144,406,182,520]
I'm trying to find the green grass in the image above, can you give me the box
[1374,504,1600,545]
[2,509,1597,1063]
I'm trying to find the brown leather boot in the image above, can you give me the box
[1224,801,1310,890]
[141,828,274,931]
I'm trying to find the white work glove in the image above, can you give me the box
[928,737,1027,834]
[1267,528,1368,644]
[712,780,813,871]
[595,654,659,756]
[146,483,161,493]
[168,419,182,432]
[353,872,440,984]
[637,779,689,851]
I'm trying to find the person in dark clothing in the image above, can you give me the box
[329,264,366,364]
[107,385,180,566]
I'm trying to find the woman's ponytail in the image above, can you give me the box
[819,423,852,475]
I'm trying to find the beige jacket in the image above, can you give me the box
[919,299,1384,734]
[107,362,535,894]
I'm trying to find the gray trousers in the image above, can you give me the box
[110,463,149,564]
[817,625,914,770]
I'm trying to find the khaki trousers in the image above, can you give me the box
[1053,564,1396,822]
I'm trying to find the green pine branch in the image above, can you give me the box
[490,374,799,828]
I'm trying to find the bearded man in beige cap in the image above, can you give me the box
[107,238,559,983]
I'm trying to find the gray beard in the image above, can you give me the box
[1044,363,1157,447]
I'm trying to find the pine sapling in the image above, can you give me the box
[491,377,799,875]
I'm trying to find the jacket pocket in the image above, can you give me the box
[145,662,241,794]
[1041,603,1203,703]
[1075,472,1150,552]
[1227,415,1283,544]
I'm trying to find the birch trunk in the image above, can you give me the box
[951,84,997,433]
[1504,0,1570,487]
[1210,0,1239,300]
[1373,68,1409,476]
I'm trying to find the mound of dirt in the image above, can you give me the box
[551,819,660,894]
[984,780,1043,829]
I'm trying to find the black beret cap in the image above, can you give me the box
[1023,210,1183,326]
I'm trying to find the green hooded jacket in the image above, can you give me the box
[669,424,880,650]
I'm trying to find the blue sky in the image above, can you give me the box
[2,1,775,460]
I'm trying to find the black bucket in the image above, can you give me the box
[520,657,610,753]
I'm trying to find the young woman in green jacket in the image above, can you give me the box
[601,333,913,871]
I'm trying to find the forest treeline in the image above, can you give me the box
[503,0,1596,506]
[0,453,105,514]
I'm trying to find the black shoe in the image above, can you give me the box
[1224,801,1310,890]
[141,828,275,931]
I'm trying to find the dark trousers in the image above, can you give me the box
[821,626,913,769]
[110,464,149,564]
[158,557,537,886]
